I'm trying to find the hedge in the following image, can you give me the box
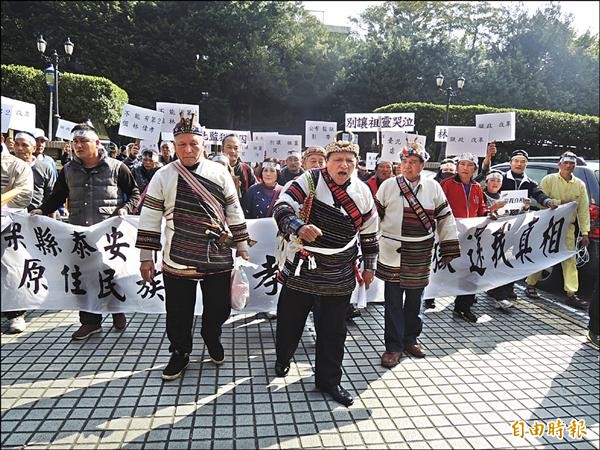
[374,102,599,161]
[1,64,128,130]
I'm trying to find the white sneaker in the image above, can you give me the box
[494,299,514,310]
[8,316,27,333]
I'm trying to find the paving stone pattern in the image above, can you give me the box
[1,289,598,449]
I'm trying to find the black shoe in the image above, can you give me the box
[346,305,362,320]
[453,309,478,323]
[565,294,588,310]
[207,341,225,365]
[319,384,354,407]
[275,361,290,377]
[424,299,435,309]
[162,351,190,381]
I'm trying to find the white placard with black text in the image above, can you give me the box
[476,112,516,142]
[118,104,164,142]
[55,119,78,140]
[445,127,490,157]
[305,121,337,147]
[156,102,199,133]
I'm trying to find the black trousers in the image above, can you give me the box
[79,311,124,325]
[5,310,25,319]
[455,294,476,312]
[275,285,350,389]
[163,271,232,354]
[487,282,514,300]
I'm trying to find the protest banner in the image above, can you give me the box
[156,102,199,133]
[118,104,164,143]
[445,126,490,157]
[204,129,251,146]
[55,119,78,140]
[305,121,337,147]
[345,113,415,132]
[476,112,516,142]
[1,96,36,134]
[1,203,577,314]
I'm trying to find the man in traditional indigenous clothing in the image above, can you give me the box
[376,143,460,368]
[136,114,249,381]
[272,133,378,407]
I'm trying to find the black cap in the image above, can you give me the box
[511,149,529,160]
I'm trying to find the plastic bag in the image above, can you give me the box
[231,257,251,310]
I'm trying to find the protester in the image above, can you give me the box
[61,142,73,166]
[123,142,140,169]
[117,146,128,161]
[272,132,378,407]
[1,142,34,334]
[525,151,590,309]
[13,131,56,212]
[376,143,460,367]
[132,149,161,193]
[1,143,33,207]
[222,134,255,198]
[278,151,304,185]
[33,128,58,175]
[33,123,140,340]
[434,158,457,183]
[483,169,532,309]
[366,160,394,196]
[159,141,176,165]
[136,114,249,381]
[488,149,556,301]
[242,157,282,219]
[423,156,460,310]
[441,152,489,322]
[107,143,119,159]
[357,163,370,181]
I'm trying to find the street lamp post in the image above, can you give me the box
[436,72,465,160]
[36,35,74,140]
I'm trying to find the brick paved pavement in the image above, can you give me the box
[2,286,598,449]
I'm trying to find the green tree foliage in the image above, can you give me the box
[343,1,599,116]
[1,64,128,127]
[1,0,597,143]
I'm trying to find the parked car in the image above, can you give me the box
[491,157,599,297]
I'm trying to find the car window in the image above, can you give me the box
[526,167,556,184]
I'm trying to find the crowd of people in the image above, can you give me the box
[1,116,598,407]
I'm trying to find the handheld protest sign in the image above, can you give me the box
[475,112,516,142]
